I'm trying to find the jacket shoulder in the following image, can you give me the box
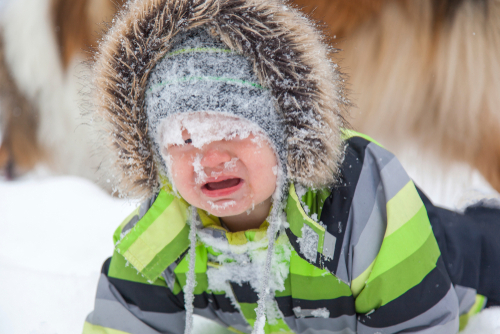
[112,194,158,244]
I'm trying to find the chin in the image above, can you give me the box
[0,0,125,189]
[206,207,244,218]
[202,202,248,218]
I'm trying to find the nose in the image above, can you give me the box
[200,148,232,168]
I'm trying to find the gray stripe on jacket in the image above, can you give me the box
[357,284,459,334]
[335,142,411,283]
[455,284,478,316]
[284,314,356,334]
[90,273,186,333]
[87,298,185,334]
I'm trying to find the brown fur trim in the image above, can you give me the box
[291,0,390,40]
[298,0,500,193]
[0,34,44,177]
[94,0,349,199]
[51,0,126,67]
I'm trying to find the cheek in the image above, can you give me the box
[168,153,193,186]
[244,146,278,192]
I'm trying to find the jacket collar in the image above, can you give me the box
[116,184,332,282]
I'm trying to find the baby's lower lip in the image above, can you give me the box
[201,178,244,197]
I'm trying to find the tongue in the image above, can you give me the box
[205,178,241,190]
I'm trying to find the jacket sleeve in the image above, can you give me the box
[337,135,460,333]
[83,202,187,334]
[83,253,187,334]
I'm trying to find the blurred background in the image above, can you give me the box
[0,0,499,333]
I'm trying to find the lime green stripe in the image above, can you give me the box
[290,251,328,277]
[172,245,209,294]
[290,252,351,300]
[290,273,352,300]
[122,197,189,273]
[175,272,209,295]
[83,322,130,334]
[287,183,325,253]
[341,129,384,148]
[113,207,140,244]
[108,250,167,286]
[174,245,208,274]
[368,205,433,282]
[470,294,486,315]
[165,47,233,58]
[459,294,486,331]
[275,272,292,297]
[300,187,331,222]
[148,76,267,92]
[459,314,469,331]
[385,181,424,237]
[286,192,304,237]
[355,234,440,313]
[289,184,326,234]
[238,303,292,333]
[351,260,375,298]
[116,190,174,253]
[140,224,191,281]
[239,302,258,325]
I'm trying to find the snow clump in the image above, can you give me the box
[193,153,207,184]
[311,308,330,318]
[158,112,270,150]
[297,224,318,262]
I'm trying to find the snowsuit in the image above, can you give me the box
[84,131,500,334]
[85,0,500,333]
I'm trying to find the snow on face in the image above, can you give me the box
[160,112,279,218]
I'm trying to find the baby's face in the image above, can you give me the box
[163,115,278,217]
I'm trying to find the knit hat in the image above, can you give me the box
[145,28,287,180]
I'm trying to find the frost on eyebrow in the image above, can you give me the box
[158,112,269,150]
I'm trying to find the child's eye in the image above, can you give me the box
[184,138,192,144]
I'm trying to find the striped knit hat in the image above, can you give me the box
[145,28,287,177]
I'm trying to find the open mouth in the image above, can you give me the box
[202,178,243,197]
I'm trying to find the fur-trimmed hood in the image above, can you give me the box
[94,0,349,199]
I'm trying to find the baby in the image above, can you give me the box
[84,0,500,333]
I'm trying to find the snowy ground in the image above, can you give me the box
[0,171,231,334]
[0,158,499,334]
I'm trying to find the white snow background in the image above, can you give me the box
[1,155,500,333]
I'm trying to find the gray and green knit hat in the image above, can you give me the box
[145,28,287,172]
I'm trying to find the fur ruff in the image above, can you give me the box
[295,0,500,193]
[94,0,349,199]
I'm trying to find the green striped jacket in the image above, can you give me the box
[84,133,484,334]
